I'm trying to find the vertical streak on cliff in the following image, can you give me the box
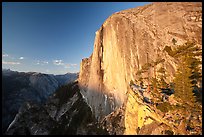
[133,23,140,77]
[86,26,104,119]
[99,26,104,81]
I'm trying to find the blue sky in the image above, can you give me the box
[2,2,151,74]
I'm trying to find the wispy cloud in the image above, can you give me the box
[2,53,16,60]
[70,64,77,66]
[52,60,77,70]
[19,57,24,60]
[53,60,64,66]
[64,63,77,69]
[2,53,9,57]
[36,60,49,65]
[64,64,71,69]
[2,60,20,65]
[42,61,49,64]
[36,62,40,65]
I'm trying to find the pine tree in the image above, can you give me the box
[173,42,202,106]
[188,56,202,88]
[174,55,195,106]
[157,63,168,88]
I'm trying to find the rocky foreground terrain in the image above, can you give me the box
[5,81,202,135]
[5,82,108,135]
[99,83,202,135]
[2,69,78,133]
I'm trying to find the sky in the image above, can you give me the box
[2,2,151,75]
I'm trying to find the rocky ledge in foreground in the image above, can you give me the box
[5,81,108,135]
[100,83,202,135]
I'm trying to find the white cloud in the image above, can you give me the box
[64,64,71,69]
[36,60,49,65]
[53,60,64,66]
[2,53,16,60]
[3,54,9,57]
[2,60,20,65]
[63,63,77,69]
[70,64,77,66]
[52,60,77,69]
[19,57,24,60]
[43,61,49,64]
[36,60,40,65]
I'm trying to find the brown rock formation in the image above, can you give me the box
[78,2,202,125]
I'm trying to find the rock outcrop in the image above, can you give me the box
[5,81,108,135]
[78,2,202,134]
[2,69,78,134]
[99,83,202,135]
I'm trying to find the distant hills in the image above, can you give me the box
[2,69,78,133]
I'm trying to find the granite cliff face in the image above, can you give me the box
[78,2,202,133]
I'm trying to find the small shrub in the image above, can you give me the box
[156,102,172,113]
[172,38,177,45]
[164,129,174,135]
[164,46,174,57]
[130,80,134,85]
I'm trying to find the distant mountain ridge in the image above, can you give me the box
[2,69,78,133]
